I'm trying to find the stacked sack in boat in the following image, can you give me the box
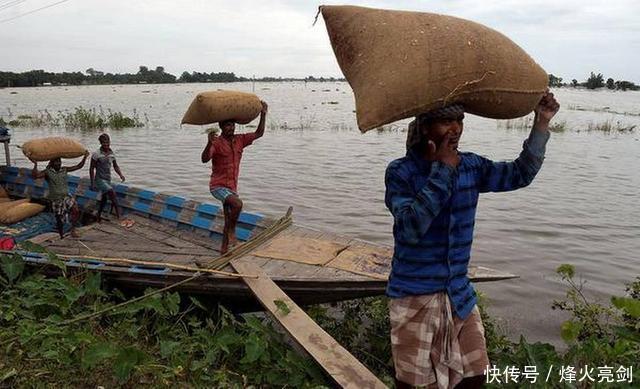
[319,5,548,132]
[0,199,45,224]
[181,90,263,125]
[0,186,9,204]
[20,136,87,162]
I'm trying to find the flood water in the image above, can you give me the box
[1,83,639,346]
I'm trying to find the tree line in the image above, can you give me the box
[0,66,344,87]
[549,72,639,91]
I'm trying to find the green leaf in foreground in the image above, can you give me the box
[556,264,575,280]
[82,342,118,369]
[612,296,640,318]
[274,299,291,316]
[113,347,146,381]
[560,320,582,343]
[241,333,265,364]
[0,254,24,284]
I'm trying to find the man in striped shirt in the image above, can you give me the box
[385,92,559,388]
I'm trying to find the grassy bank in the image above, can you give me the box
[1,247,638,387]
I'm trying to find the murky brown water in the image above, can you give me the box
[2,83,639,346]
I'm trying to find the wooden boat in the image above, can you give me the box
[0,165,517,308]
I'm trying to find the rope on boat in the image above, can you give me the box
[44,253,259,279]
[202,206,293,270]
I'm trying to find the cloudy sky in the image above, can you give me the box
[2,0,639,82]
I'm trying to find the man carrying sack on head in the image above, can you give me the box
[385,92,559,389]
[201,100,268,254]
[32,152,90,239]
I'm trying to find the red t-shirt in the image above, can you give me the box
[209,133,257,192]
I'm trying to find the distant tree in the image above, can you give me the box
[615,80,639,91]
[86,68,96,77]
[548,74,564,87]
[571,79,578,87]
[585,72,605,89]
[606,78,615,89]
[179,71,192,83]
[155,66,165,74]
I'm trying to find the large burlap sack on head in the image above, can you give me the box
[0,202,45,224]
[181,91,262,125]
[21,137,87,162]
[320,5,548,132]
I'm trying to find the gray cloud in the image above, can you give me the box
[2,0,638,82]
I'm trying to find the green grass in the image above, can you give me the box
[0,107,145,130]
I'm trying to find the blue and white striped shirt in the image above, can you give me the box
[384,129,550,319]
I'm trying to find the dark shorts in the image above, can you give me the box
[51,195,76,221]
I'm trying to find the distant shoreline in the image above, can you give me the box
[0,68,346,88]
[2,68,637,90]
[0,80,348,89]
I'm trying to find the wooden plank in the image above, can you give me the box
[231,259,387,389]
[27,232,59,245]
[127,214,222,251]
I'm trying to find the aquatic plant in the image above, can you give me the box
[59,107,145,130]
[267,116,316,131]
[497,116,534,131]
[0,107,145,130]
[566,104,640,117]
[374,124,402,133]
[586,120,636,133]
[549,121,568,133]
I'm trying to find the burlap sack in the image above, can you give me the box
[22,137,87,162]
[0,186,8,198]
[0,202,45,224]
[0,199,29,213]
[181,90,262,125]
[320,5,548,132]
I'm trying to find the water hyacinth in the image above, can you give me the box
[0,106,146,130]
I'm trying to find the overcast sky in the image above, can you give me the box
[2,0,639,82]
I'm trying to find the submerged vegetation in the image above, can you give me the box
[1,242,638,387]
[0,107,146,130]
[585,120,636,133]
[566,104,640,117]
[498,116,637,134]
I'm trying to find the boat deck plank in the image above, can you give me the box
[37,217,381,282]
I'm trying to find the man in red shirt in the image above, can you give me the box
[201,101,268,254]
